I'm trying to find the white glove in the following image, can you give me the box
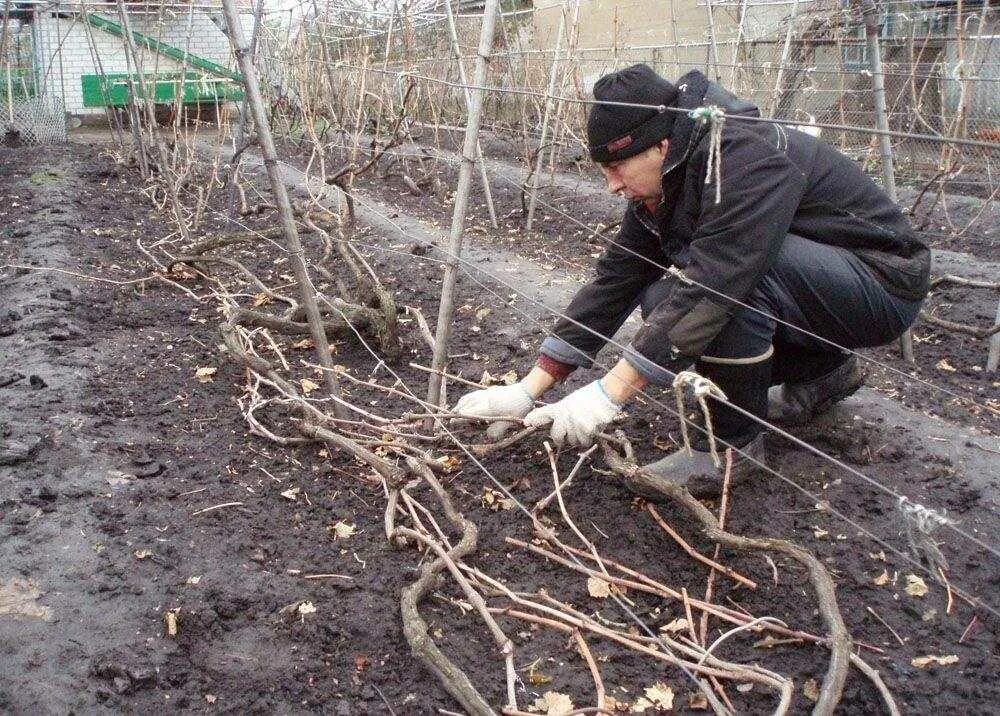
[523,380,622,447]
[453,383,535,440]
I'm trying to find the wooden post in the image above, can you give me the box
[116,0,189,243]
[226,0,265,220]
[769,0,801,118]
[704,0,722,82]
[729,0,750,89]
[1,0,13,124]
[525,5,564,233]
[424,0,501,417]
[857,0,914,362]
[443,0,498,229]
[113,1,150,177]
[220,0,347,416]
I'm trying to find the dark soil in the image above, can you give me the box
[2,140,998,714]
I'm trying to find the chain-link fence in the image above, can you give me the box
[1,91,67,144]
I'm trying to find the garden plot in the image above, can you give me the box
[1,138,998,714]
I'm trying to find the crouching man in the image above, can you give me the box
[455,64,929,496]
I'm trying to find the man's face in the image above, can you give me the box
[598,140,670,203]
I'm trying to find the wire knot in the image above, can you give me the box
[689,105,726,205]
[897,496,954,575]
[672,370,728,467]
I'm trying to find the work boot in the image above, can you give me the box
[640,353,771,499]
[640,432,768,499]
[767,354,864,425]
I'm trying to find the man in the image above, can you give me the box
[455,64,929,495]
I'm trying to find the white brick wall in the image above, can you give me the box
[32,10,243,116]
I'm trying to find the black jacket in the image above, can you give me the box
[543,71,930,379]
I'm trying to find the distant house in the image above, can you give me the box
[528,0,997,140]
[2,1,251,141]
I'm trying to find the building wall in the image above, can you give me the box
[32,10,239,116]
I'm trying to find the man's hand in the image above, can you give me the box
[453,383,535,440]
[524,380,622,447]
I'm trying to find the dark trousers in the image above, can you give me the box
[641,234,923,384]
[640,234,922,445]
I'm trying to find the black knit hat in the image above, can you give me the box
[587,64,679,164]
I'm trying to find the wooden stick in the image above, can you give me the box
[701,448,735,645]
[647,504,757,590]
[573,631,607,712]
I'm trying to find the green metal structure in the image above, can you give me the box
[80,13,243,108]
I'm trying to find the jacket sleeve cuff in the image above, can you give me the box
[536,354,577,382]
[623,346,682,386]
[539,336,595,368]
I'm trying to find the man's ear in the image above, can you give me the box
[658,138,670,157]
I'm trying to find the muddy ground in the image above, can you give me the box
[1,138,999,715]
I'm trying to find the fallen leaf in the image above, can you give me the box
[499,369,518,385]
[280,487,300,501]
[869,550,887,561]
[911,654,958,668]
[205,694,217,704]
[660,617,690,634]
[297,601,316,619]
[812,526,829,539]
[587,576,612,598]
[530,691,574,715]
[354,654,370,673]
[639,683,674,711]
[252,292,272,307]
[300,378,320,395]
[134,549,153,560]
[936,358,957,372]
[329,521,357,539]
[291,337,314,350]
[803,678,820,702]
[164,609,179,637]
[195,366,217,383]
[736,683,754,693]
[435,455,461,472]
[905,574,929,597]
[186,575,201,585]
[527,663,552,686]
[873,570,890,586]
[475,307,491,321]
[688,691,709,710]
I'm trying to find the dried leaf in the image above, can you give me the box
[297,601,316,619]
[280,487,300,501]
[905,574,929,597]
[812,526,829,539]
[587,576,612,598]
[688,691,709,710]
[530,691,574,715]
[475,307,491,321]
[803,678,820,702]
[133,549,153,560]
[300,378,320,395]
[633,682,674,711]
[873,570,890,586]
[499,369,518,385]
[660,617,690,634]
[164,609,179,637]
[195,366,217,383]
[329,521,357,540]
[291,337,314,350]
[936,358,957,372]
[435,455,461,472]
[204,694,217,704]
[527,663,552,686]
[251,292,272,307]
[186,575,201,585]
[911,654,958,668]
